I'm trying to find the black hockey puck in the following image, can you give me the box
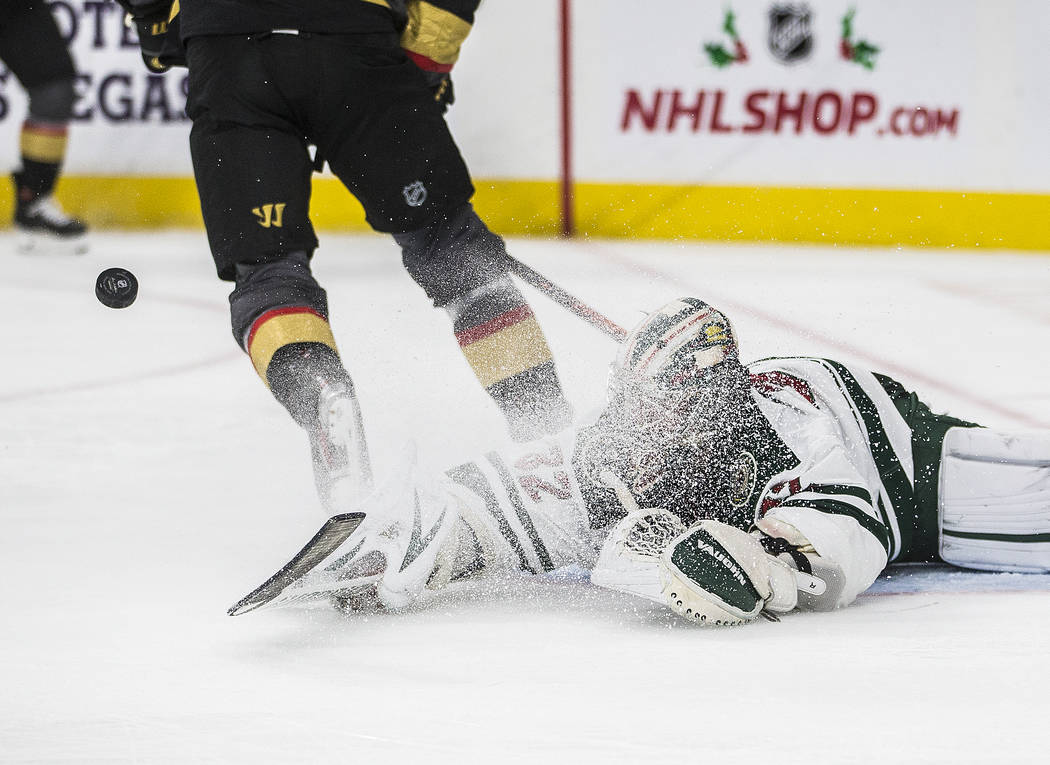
[95,267,138,309]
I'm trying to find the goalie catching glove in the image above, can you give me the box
[116,0,186,73]
[660,519,827,625]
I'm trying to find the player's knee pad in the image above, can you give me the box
[26,78,74,124]
[393,202,509,307]
[939,426,1050,573]
[228,250,330,349]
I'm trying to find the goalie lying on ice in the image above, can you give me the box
[232,298,1050,625]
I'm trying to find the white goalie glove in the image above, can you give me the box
[591,489,831,626]
[660,519,827,625]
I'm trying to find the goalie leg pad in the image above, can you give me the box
[939,427,1050,573]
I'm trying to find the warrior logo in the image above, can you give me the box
[252,202,286,228]
[728,450,758,508]
[768,5,813,64]
[402,180,428,207]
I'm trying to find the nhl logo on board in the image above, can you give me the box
[402,180,428,207]
[768,4,813,64]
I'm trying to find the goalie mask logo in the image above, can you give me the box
[727,451,758,509]
[402,180,428,207]
[768,5,814,64]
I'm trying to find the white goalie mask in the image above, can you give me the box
[606,298,742,432]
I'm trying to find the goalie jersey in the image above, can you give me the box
[736,357,979,605]
[443,357,980,609]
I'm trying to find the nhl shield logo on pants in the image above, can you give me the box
[402,180,428,207]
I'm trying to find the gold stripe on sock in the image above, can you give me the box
[460,316,553,389]
[247,309,338,384]
[20,126,68,163]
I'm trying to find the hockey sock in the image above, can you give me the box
[448,278,572,441]
[246,308,346,427]
[15,121,68,203]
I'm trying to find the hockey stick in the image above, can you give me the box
[507,255,627,342]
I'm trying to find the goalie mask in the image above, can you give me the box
[606,298,745,433]
[578,298,751,524]
[616,298,738,386]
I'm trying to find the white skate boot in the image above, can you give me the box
[309,379,374,513]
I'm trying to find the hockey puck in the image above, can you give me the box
[95,267,138,309]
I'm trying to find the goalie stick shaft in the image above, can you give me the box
[507,255,627,342]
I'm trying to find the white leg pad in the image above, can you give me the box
[939,427,1050,573]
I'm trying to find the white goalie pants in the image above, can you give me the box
[939,427,1050,573]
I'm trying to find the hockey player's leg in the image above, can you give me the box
[186,62,372,511]
[939,427,1050,573]
[311,43,573,442]
[231,253,373,512]
[395,204,574,441]
[0,4,86,252]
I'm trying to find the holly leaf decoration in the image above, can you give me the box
[841,8,855,40]
[851,41,880,69]
[723,9,740,40]
[704,42,736,68]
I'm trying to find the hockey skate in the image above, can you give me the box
[308,379,374,513]
[13,181,88,255]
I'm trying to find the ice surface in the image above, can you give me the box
[2,232,1049,763]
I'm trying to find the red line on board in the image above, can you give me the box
[559,0,575,238]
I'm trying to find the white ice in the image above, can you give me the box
[2,232,1049,763]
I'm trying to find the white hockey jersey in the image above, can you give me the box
[694,355,987,609]
[446,357,978,609]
